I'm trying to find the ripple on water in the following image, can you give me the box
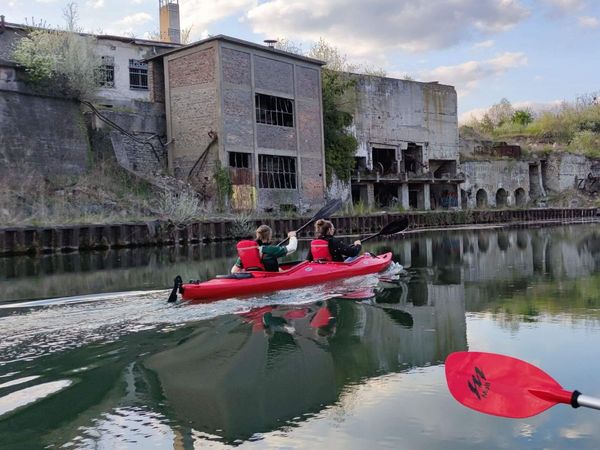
[0,269,396,365]
[0,379,73,417]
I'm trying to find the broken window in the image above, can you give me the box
[255,93,294,127]
[372,148,397,175]
[259,155,297,189]
[129,59,148,90]
[229,152,250,168]
[228,152,252,185]
[98,56,115,88]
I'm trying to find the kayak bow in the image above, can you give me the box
[181,252,393,302]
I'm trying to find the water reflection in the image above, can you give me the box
[0,224,600,448]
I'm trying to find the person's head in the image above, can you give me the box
[256,224,272,243]
[315,219,335,236]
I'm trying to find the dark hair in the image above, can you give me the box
[315,219,334,236]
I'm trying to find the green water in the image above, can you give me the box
[1,224,600,449]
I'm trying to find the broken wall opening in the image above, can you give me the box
[372,147,397,175]
[529,163,542,199]
[408,183,425,209]
[429,160,457,178]
[352,184,369,205]
[402,143,424,174]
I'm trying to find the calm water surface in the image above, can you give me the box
[0,224,600,449]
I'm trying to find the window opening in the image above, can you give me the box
[98,56,115,88]
[255,93,294,127]
[129,59,148,90]
[259,155,297,189]
[229,152,250,168]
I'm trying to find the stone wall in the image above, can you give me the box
[0,88,89,178]
[461,160,530,208]
[544,152,596,193]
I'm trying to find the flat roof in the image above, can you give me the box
[145,34,326,66]
[1,21,181,48]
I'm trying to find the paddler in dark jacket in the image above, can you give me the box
[231,225,297,273]
[306,219,361,262]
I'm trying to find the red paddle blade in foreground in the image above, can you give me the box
[445,352,573,418]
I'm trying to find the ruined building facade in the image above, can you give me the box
[348,76,463,210]
[149,36,326,212]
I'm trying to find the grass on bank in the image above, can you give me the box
[462,97,600,158]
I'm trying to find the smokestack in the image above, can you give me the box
[0,15,5,34]
[159,0,180,43]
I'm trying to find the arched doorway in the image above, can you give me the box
[515,188,526,207]
[476,189,488,208]
[496,188,508,207]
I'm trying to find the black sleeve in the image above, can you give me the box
[330,238,361,258]
[306,248,314,261]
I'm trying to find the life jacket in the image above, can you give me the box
[311,239,333,261]
[236,240,265,271]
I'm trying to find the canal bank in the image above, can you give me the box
[0,208,597,256]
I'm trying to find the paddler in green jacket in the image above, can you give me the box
[231,224,297,273]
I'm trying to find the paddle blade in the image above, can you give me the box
[311,198,343,221]
[445,351,572,418]
[379,217,409,236]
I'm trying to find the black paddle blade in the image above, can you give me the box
[167,275,183,303]
[379,217,409,235]
[311,198,343,221]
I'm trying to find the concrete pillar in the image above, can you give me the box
[425,237,433,267]
[401,184,409,210]
[366,183,375,208]
[424,184,431,210]
[456,185,462,210]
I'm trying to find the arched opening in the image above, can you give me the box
[477,233,489,253]
[515,188,526,207]
[496,188,508,207]
[497,232,510,251]
[476,189,488,208]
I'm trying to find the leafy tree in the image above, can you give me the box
[12,2,100,99]
[512,109,533,126]
[488,98,514,127]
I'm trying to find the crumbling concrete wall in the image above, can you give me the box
[349,76,459,165]
[543,152,596,193]
[461,160,529,208]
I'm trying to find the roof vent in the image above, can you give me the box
[264,39,277,49]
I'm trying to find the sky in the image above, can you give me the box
[3,0,599,122]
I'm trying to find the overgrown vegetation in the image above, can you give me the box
[213,161,233,211]
[462,95,600,157]
[12,3,101,99]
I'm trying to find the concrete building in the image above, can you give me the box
[148,35,327,212]
[348,75,463,210]
[0,18,180,106]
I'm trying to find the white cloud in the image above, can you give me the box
[578,15,599,28]
[422,52,528,97]
[243,0,529,60]
[179,0,256,40]
[474,40,495,49]
[86,0,105,8]
[116,12,152,27]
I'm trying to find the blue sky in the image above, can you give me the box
[4,0,598,121]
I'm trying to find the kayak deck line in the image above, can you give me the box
[180,253,393,302]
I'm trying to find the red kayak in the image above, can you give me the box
[181,252,393,302]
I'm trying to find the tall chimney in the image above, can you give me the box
[159,0,180,44]
[0,15,6,34]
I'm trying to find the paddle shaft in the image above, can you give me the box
[278,199,342,246]
[577,394,600,410]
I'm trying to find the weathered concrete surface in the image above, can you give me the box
[0,89,89,177]
[461,160,530,208]
[349,76,459,165]
[544,152,598,193]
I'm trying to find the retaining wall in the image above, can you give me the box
[0,208,596,256]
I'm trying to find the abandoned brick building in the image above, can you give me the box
[348,75,463,210]
[147,35,326,212]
